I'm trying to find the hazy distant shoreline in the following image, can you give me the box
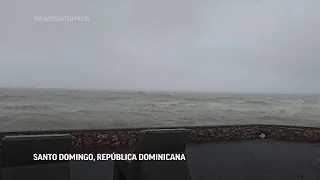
[0,87,319,96]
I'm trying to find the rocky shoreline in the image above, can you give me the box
[1,124,320,151]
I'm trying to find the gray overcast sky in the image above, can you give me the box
[0,0,319,93]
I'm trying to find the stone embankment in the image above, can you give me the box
[1,125,319,152]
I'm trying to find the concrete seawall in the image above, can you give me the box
[1,124,320,152]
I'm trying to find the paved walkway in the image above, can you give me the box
[71,140,320,180]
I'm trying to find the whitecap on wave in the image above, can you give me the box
[1,104,53,111]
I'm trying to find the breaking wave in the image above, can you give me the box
[74,109,92,114]
[1,104,53,110]
[0,95,31,100]
[238,100,272,105]
[184,96,244,102]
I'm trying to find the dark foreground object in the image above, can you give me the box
[1,139,320,180]
[72,140,320,180]
[113,128,192,180]
[0,134,72,180]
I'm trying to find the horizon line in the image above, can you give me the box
[0,86,319,95]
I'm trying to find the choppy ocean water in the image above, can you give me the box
[0,88,319,132]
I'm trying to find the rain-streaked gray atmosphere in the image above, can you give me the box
[0,0,319,131]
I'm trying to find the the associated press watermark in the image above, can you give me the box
[34,16,90,22]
